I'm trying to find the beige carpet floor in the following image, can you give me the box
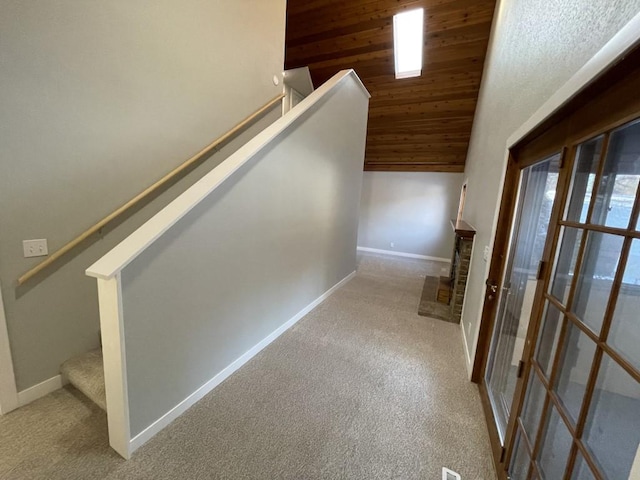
[0,252,496,480]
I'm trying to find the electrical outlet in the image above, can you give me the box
[442,467,461,480]
[23,239,48,258]
[390,242,395,248]
[483,245,490,262]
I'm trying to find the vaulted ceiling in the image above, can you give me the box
[285,0,496,172]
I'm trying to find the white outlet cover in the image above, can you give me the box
[442,467,461,480]
[23,239,48,258]
[483,245,490,262]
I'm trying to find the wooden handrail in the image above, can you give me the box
[18,93,285,286]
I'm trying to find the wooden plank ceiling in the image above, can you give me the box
[285,0,496,172]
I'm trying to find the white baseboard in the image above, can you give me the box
[17,374,64,407]
[357,246,450,264]
[461,323,473,380]
[129,270,357,454]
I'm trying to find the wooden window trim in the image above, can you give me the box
[475,45,640,479]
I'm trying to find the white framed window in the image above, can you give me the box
[393,8,424,79]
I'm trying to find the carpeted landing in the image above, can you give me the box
[0,252,496,480]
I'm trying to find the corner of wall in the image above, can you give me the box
[0,285,19,414]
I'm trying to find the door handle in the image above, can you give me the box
[486,279,498,300]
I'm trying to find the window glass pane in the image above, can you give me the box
[535,301,564,378]
[549,227,583,305]
[554,322,597,424]
[624,238,640,285]
[608,239,640,372]
[565,136,604,223]
[570,451,597,480]
[583,354,640,480]
[571,232,624,334]
[590,121,640,229]
[485,154,561,443]
[511,430,531,480]
[537,405,572,480]
[522,371,547,441]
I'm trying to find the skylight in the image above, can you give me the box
[393,8,424,79]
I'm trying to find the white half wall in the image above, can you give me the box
[358,171,464,260]
[460,0,640,370]
[87,71,370,457]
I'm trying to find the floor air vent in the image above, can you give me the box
[442,467,461,480]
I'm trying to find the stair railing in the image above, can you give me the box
[17,94,285,286]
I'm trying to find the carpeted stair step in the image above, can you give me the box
[60,349,107,411]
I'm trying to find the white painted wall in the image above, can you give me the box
[0,1,286,393]
[358,172,464,260]
[461,0,640,369]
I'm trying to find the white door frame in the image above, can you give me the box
[0,283,18,414]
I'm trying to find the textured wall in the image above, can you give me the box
[461,1,640,365]
[0,1,286,391]
[358,172,463,259]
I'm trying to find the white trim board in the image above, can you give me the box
[98,274,131,459]
[461,321,472,375]
[466,12,640,374]
[16,374,63,408]
[127,270,356,456]
[630,444,640,480]
[459,240,476,379]
[357,246,450,264]
[0,284,18,414]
